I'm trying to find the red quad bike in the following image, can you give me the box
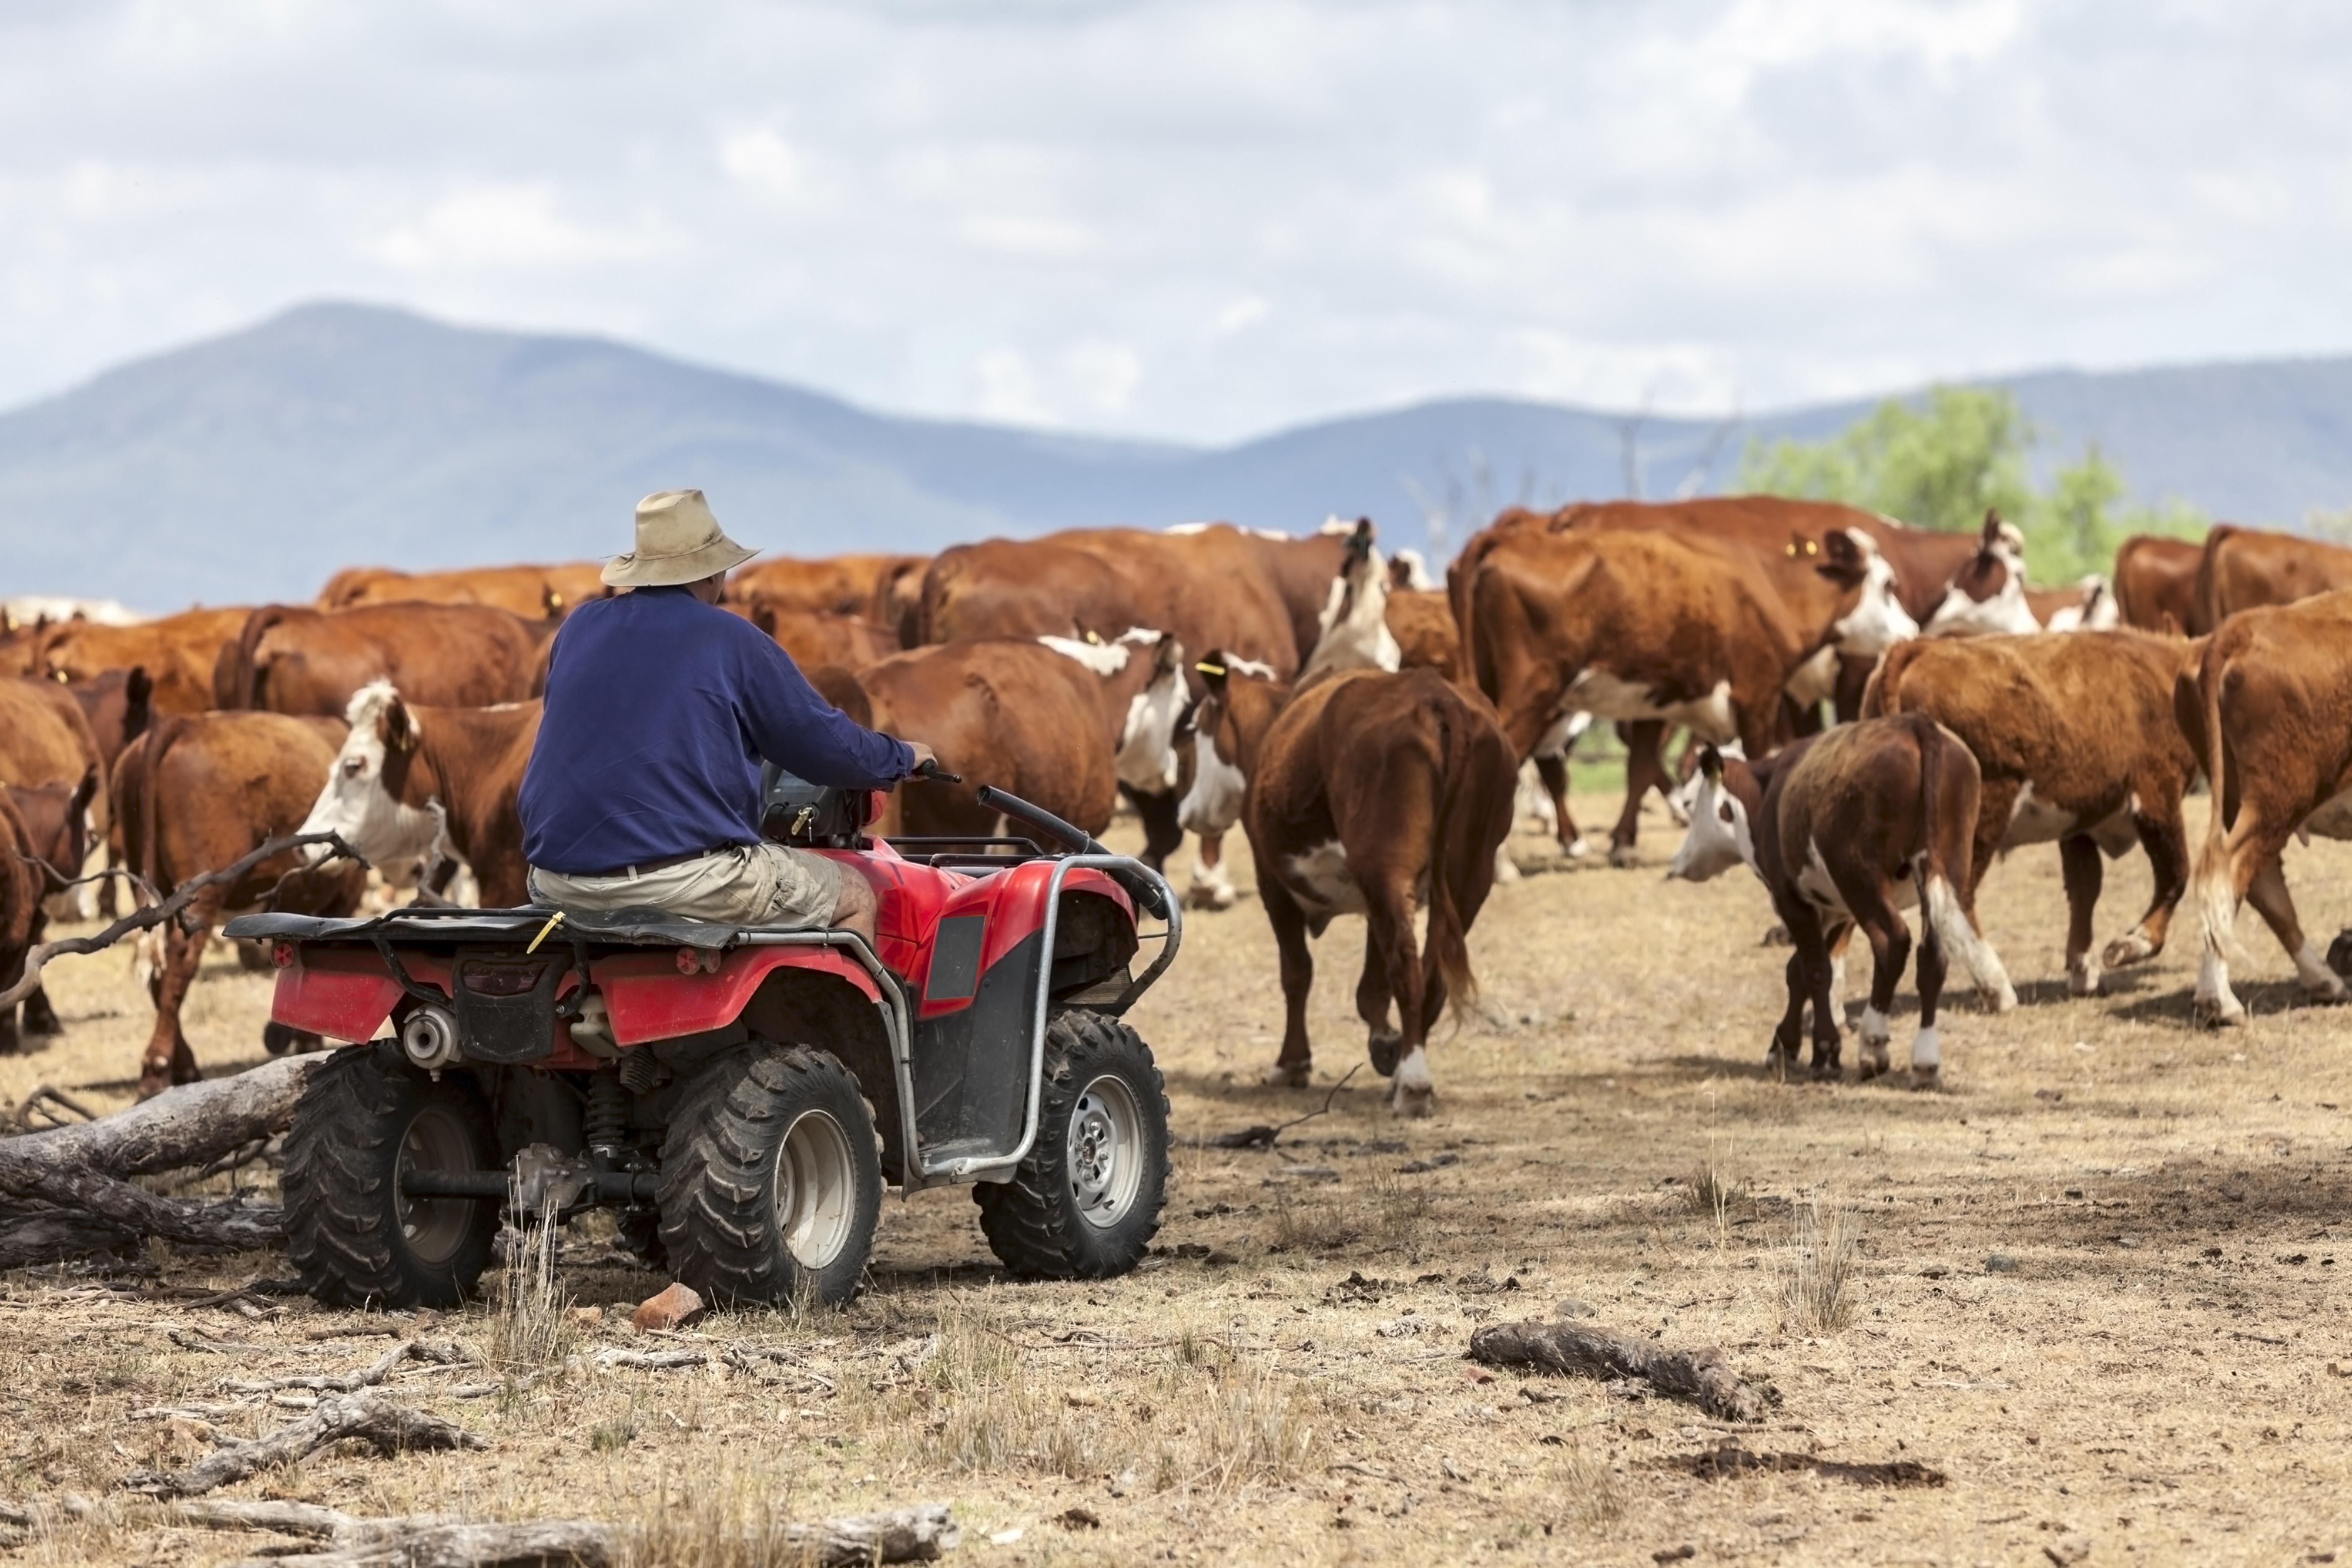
[224,765,1181,1310]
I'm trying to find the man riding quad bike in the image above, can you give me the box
[228,493,1181,1308]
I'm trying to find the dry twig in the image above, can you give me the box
[120,1393,486,1498]
[1208,1065,1361,1149]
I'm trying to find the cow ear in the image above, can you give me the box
[1194,650,1230,696]
[1816,530,1863,584]
[380,697,415,753]
[1981,508,2004,546]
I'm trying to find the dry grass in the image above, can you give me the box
[10,793,2352,1564]
[1777,1193,1863,1334]
[486,1200,576,1374]
[618,1467,812,1568]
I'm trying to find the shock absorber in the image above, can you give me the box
[583,1069,628,1172]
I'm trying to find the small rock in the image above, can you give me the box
[1065,1390,1102,1408]
[632,1282,707,1334]
[567,1306,605,1329]
[1556,1297,1596,1318]
[1108,1467,1139,1498]
[1919,1266,1949,1279]
[1985,1254,2019,1274]
[2114,1235,2141,1250]
[1654,1547,1697,1564]
[1398,1152,1462,1174]
[1057,1507,1101,1530]
[1278,1163,1340,1181]
[988,1527,1024,1545]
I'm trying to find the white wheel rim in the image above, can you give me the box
[392,1104,477,1265]
[775,1109,856,1269]
[1067,1074,1144,1230]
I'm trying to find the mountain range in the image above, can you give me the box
[5,301,2349,611]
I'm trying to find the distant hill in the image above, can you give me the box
[3,301,2348,610]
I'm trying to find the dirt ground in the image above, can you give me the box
[5,790,2351,1566]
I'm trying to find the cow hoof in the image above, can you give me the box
[2191,995,2246,1029]
[19,1002,62,1039]
[1908,1065,1941,1091]
[1857,1047,1890,1081]
[1390,1084,1434,1119]
[2102,932,2158,969]
[1561,837,1591,861]
[136,1069,174,1101]
[1186,882,1239,912]
[1367,1032,1403,1078]
[1264,1061,1312,1089]
[1607,843,1640,870]
[2066,958,2104,998]
[1986,984,2020,1014]
[2301,974,2351,1004]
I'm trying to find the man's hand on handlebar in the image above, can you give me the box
[907,743,963,784]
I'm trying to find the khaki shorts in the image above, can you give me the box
[528,843,845,929]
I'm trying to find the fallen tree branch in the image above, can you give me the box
[120,1393,485,1498]
[1209,1065,1360,1149]
[218,1338,471,1395]
[592,1347,707,1371]
[1467,1318,1774,1424]
[10,1085,99,1132]
[0,830,361,1012]
[167,1498,961,1567]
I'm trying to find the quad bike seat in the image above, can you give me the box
[230,904,746,950]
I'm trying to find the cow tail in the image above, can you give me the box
[1912,714,2009,1001]
[1859,638,1919,720]
[229,606,291,709]
[1425,696,1485,1019]
[2189,640,2242,964]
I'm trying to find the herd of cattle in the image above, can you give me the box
[3,500,2350,1111]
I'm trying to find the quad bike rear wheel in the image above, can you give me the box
[657,1043,881,1308]
[281,1046,501,1308]
[976,1009,1169,1279]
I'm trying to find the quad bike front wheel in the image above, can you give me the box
[657,1043,881,1308]
[976,1009,1169,1279]
[281,1046,502,1308]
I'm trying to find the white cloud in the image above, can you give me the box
[1,1,2350,441]
[370,185,674,272]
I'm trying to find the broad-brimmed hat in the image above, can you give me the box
[601,490,759,589]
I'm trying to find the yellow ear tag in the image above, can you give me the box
[1196,661,1227,677]
[525,909,567,954]
[1083,629,1102,645]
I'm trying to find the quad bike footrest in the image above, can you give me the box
[400,1170,658,1203]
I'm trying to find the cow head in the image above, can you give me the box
[1388,548,1437,592]
[1819,529,1919,655]
[1114,630,1190,794]
[1923,509,2038,638]
[300,680,447,885]
[1300,518,1400,682]
[1666,745,1761,883]
[1176,650,1287,837]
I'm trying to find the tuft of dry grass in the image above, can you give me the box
[619,1466,809,1568]
[1268,1183,1361,1255]
[1779,1193,1862,1334]
[485,1199,576,1375]
[1547,1443,1624,1529]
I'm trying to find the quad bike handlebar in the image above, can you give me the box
[975,784,1171,919]
[911,757,963,785]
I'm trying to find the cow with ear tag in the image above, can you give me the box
[1178,651,1516,1116]
[1668,715,2012,1086]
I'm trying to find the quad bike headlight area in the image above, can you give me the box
[13,802,2352,1566]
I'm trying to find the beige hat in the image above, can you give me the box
[601,489,759,589]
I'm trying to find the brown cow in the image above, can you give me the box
[869,555,932,649]
[223,602,547,715]
[2195,524,2352,630]
[918,523,1344,897]
[1455,524,1908,865]
[1452,498,1921,859]
[1386,588,1461,682]
[1668,715,2009,1083]
[35,606,250,715]
[1865,631,2201,1004]
[2114,534,2205,634]
[2178,590,2352,1026]
[858,632,1187,844]
[296,683,544,908]
[2,773,98,1047]
[0,677,105,801]
[112,713,366,1093]
[1175,659,1515,1115]
[730,554,929,622]
[60,666,153,771]
[0,794,60,1057]
[753,608,900,672]
[320,562,609,620]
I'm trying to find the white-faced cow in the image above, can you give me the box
[1668,715,2012,1084]
[1177,657,1516,1115]
[1864,629,2201,1004]
[2177,590,2352,1026]
[1923,511,2117,638]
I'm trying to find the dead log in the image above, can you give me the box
[1467,1318,1772,1423]
[120,1393,485,1498]
[168,1498,961,1567]
[0,1055,327,1270]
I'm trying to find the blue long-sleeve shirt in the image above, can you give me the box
[520,587,913,875]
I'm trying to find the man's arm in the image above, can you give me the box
[732,625,916,787]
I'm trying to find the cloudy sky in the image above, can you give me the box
[1,0,2342,443]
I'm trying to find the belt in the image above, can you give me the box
[571,844,745,881]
